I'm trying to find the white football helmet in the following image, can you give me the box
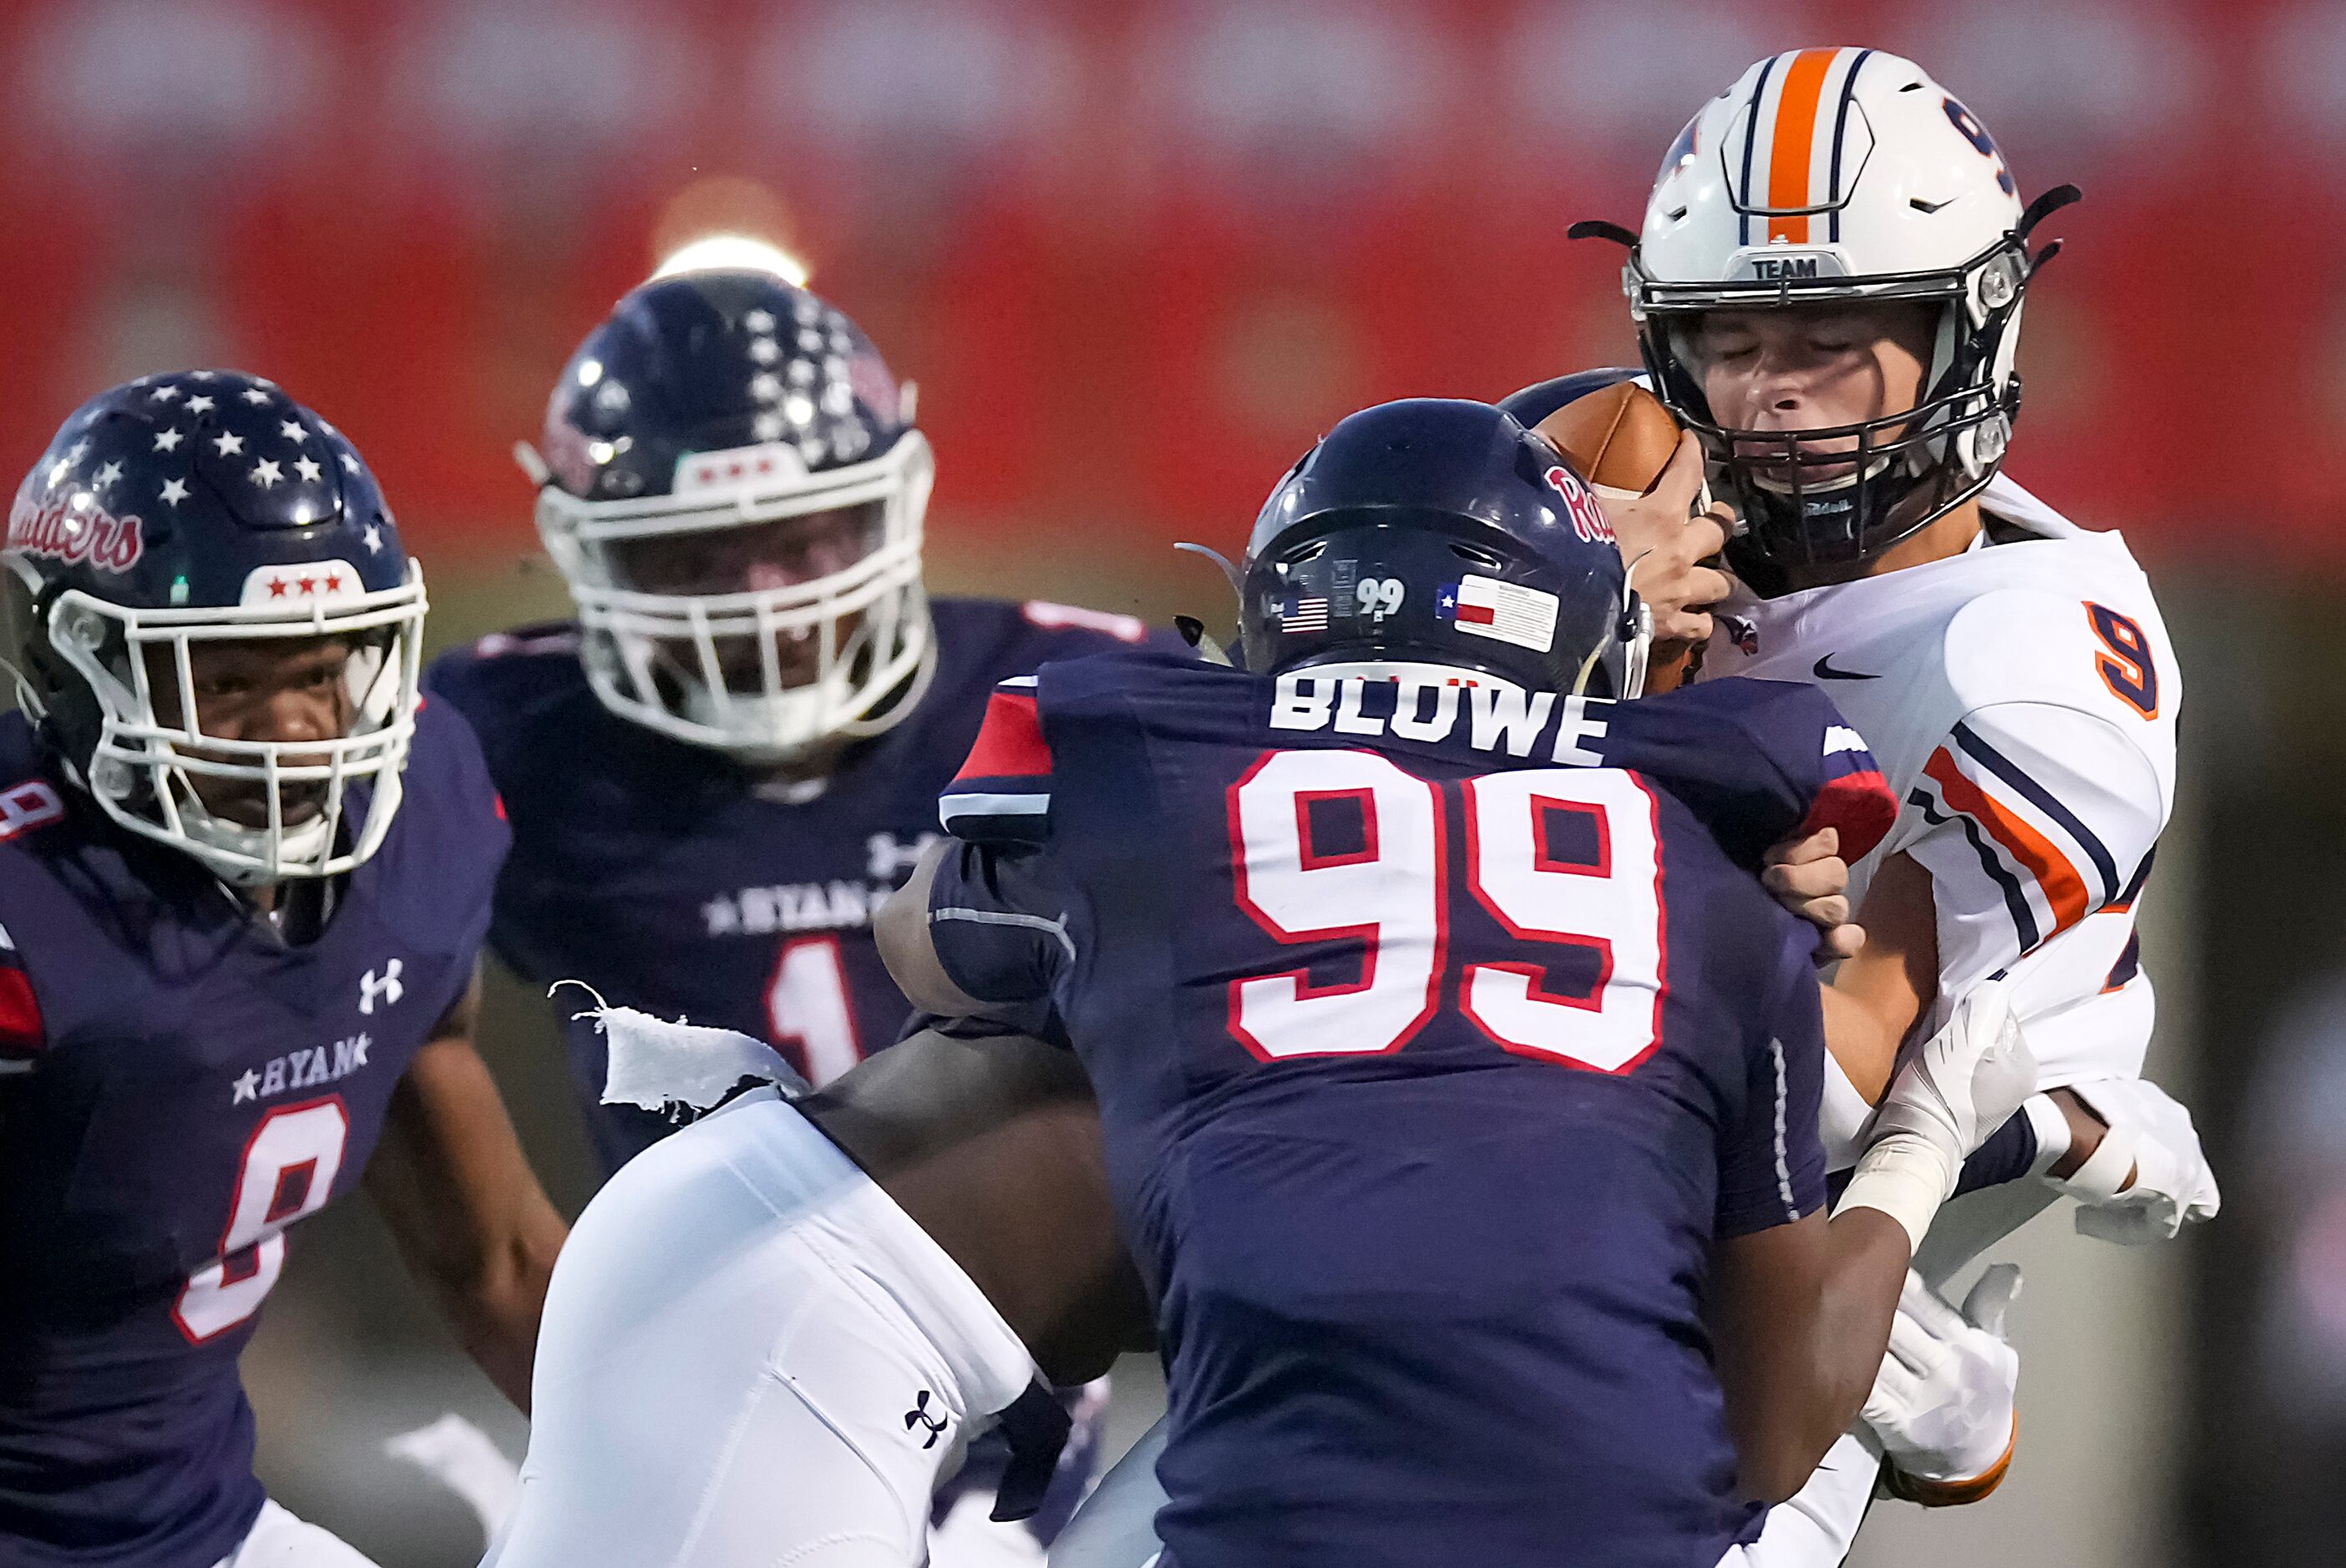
[1599,48,2075,574]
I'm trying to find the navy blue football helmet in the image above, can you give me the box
[1239,399,1650,698]
[523,267,934,762]
[3,372,424,883]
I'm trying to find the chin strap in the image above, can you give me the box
[2016,183,2081,240]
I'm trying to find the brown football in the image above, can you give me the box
[1532,380,1707,694]
[1532,380,1684,501]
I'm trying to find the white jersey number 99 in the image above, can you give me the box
[1228,749,1664,1072]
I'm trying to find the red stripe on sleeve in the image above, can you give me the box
[0,967,45,1058]
[952,690,1052,786]
[1796,769,1898,863]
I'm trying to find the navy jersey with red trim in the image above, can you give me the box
[0,700,505,1568]
[423,595,1179,1175]
[925,654,1895,1568]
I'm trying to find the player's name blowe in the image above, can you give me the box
[230,1033,371,1105]
[1268,671,1610,765]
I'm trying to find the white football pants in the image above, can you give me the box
[484,1090,1040,1568]
[213,1500,381,1568]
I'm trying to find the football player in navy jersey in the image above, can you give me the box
[425,265,1178,1559]
[479,396,1891,1568]
[886,399,2036,1567]
[426,265,1180,1172]
[0,375,567,1568]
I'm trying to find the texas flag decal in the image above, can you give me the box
[1435,575,1558,654]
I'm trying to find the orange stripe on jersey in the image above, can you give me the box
[1923,749,2091,938]
[953,689,1051,784]
[1766,48,1838,243]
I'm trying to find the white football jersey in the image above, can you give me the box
[1696,475,2178,1090]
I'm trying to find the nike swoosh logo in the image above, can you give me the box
[1812,655,1880,681]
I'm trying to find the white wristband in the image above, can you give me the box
[2050,1121,2140,1203]
[2023,1093,2073,1178]
[1835,1132,1958,1254]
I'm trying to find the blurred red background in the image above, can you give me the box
[0,0,2328,569]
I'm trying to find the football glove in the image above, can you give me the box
[1841,981,2039,1251]
[1867,1265,2021,1506]
[2047,1077,2221,1245]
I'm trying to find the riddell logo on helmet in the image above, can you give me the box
[7,495,145,574]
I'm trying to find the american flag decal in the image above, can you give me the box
[1279,595,1329,632]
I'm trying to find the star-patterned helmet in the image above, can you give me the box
[1,372,428,884]
[523,269,935,763]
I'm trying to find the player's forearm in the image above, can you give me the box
[1801,1209,1913,1461]
[367,1034,570,1412]
[428,1202,565,1412]
[1819,851,1941,1103]
[1711,1206,1911,1504]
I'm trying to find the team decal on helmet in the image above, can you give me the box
[6,494,147,574]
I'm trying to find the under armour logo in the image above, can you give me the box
[867,831,939,883]
[359,959,404,1014]
[904,1390,948,1449]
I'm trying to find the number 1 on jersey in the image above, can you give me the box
[766,934,864,1087]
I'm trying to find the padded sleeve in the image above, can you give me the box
[940,677,1055,845]
[924,837,1076,1011]
[0,919,47,1074]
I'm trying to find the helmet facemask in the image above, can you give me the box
[535,431,935,764]
[13,555,427,886]
[1633,234,2031,579]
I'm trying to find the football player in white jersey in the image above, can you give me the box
[1553,45,2220,1559]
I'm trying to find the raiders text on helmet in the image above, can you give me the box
[2,372,426,884]
[1602,48,2076,576]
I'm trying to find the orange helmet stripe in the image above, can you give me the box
[1766,48,1840,244]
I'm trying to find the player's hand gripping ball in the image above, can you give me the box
[1535,382,1729,691]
